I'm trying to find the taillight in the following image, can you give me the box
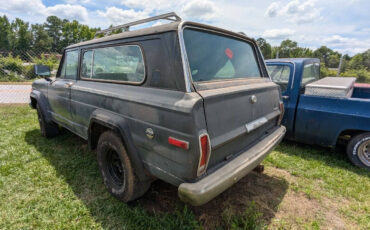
[198,133,211,176]
[168,137,189,150]
[278,101,284,125]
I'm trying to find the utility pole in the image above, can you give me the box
[337,55,344,77]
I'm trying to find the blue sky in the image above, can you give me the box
[0,0,369,55]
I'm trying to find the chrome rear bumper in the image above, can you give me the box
[178,126,286,206]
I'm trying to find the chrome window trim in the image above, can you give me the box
[79,44,146,85]
[177,23,264,91]
[177,21,193,92]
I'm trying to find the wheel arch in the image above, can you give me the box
[88,109,148,181]
[30,90,52,123]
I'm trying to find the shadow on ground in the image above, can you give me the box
[25,129,288,229]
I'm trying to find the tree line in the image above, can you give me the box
[256,38,370,72]
[0,15,99,54]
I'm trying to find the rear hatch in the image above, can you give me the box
[183,27,281,169]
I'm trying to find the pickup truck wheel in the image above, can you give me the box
[97,131,149,202]
[36,104,59,138]
[347,133,370,170]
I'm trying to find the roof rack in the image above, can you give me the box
[94,12,181,38]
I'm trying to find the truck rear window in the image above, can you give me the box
[183,28,261,82]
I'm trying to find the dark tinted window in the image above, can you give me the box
[183,28,261,82]
[81,45,145,83]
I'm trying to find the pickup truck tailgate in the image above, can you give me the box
[196,81,281,168]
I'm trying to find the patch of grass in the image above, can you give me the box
[265,142,370,228]
[1,105,369,229]
[222,202,266,230]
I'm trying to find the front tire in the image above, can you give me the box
[347,133,370,170]
[97,131,149,202]
[36,104,59,138]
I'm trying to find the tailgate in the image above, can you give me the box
[196,81,281,168]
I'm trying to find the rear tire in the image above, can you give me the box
[97,131,149,202]
[347,133,370,170]
[36,104,59,138]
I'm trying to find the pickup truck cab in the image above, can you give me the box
[30,13,285,206]
[266,58,370,170]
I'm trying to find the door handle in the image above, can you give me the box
[65,82,74,88]
[282,96,290,100]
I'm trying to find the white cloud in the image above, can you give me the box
[265,1,280,17]
[64,0,91,4]
[181,0,219,20]
[265,0,321,24]
[45,4,89,22]
[97,7,150,25]
[0,0,45,14]
[121,0,176,11]
[262,28,295,39]
[0,0,89,22]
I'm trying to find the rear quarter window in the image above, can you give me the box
[183,28,261,82]
[302,62,320,86]
[81,45,145,83]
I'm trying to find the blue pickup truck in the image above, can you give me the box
[266,58,370,170]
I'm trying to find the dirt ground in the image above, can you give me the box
[136,166,355,230]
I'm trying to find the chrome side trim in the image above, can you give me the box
[245,117,268,133]
[178,21,193,93]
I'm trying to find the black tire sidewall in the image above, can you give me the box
[97,131,135,202]
[347,133,370,170]
[36,104,46,136]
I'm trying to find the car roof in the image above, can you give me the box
[265,58,320,64]
[67,21,255,49]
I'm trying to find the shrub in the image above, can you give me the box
[340,69,370,83]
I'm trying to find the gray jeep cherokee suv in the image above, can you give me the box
[30,13,286,206]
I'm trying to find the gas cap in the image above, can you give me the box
[250,95,257,104]
[145,128,154,139]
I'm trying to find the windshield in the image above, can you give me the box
[183,28,261,82]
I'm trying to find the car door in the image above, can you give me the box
[267,62,296,138]
[48,49,79,127]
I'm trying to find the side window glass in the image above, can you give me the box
[89,45,145,83]
[302,62,319,86]
[81,50,93,78]
[267,65,291,92]
[64,50,79,80]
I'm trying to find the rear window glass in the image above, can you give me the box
[183,28,261,82]
[267,64,291,92]
[302,62,320,86]
[81,45,145,83]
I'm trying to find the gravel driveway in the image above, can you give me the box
[0,84,32,104]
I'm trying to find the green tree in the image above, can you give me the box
[278,39,298,58]
[312,46,341,68]
[348,54,364,70]
[9,18,32,52]
[44,16,65,53]
[0,15,11,51]
[256,38,272,59]
[31,24,52,52]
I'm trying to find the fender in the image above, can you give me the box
[30,90,53,123]
[88,109,148,181]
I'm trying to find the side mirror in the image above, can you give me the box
[34,64,51,80]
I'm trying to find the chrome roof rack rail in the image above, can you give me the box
[94,12,181,38]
